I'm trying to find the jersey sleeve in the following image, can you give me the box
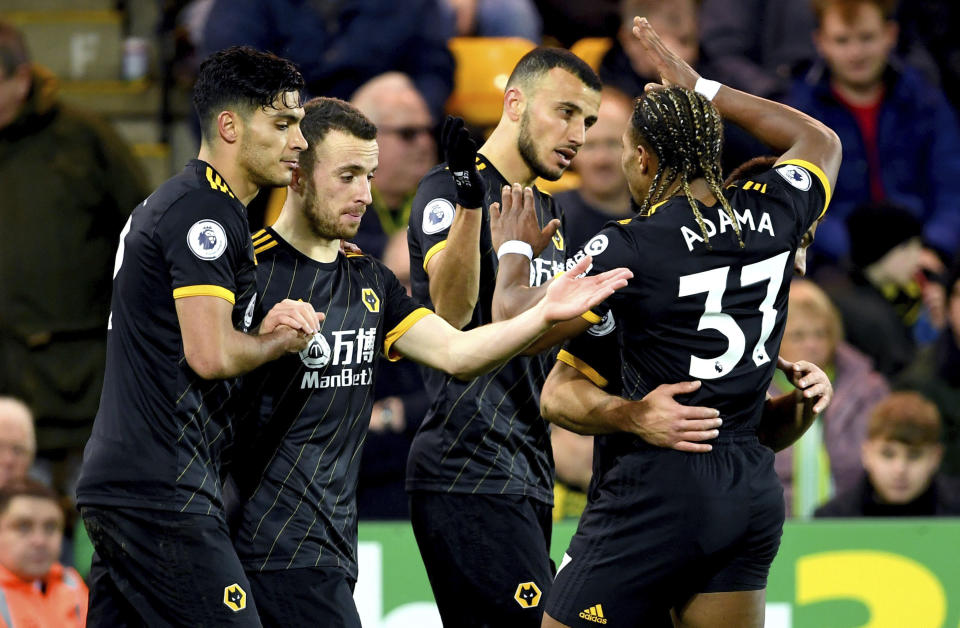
[557,314,623,395]
[407,168,461,275]
[564,220,639,324]
[158,190,248,304]
[753,159,832,232]
[378,262,433,361]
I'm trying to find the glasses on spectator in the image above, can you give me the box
[379,125,433,142]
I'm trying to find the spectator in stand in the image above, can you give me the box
[786,0,960,268]
[0,479,87,627]
[556,88,633,247]
[0,21,148,497]
[201,0,455,123]
[598,0,765,173]
[816,392,960,516]
[897,259,960,478]
[699,0,817,101]
[770,280,890,518]
[446,0,542,41]
[0,398,34,490]
[351,73,437,260]
[822,202,935,378]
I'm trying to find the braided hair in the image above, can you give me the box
[629,86,742,249]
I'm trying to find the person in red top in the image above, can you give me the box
[0,478,86,627]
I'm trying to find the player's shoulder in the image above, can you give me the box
[730,159,829,201]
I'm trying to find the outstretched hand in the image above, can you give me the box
[777,356,833,414]
[623,380,722,453]
[489,183,560,257]
[631,16,700,91]
[540,255,631,324]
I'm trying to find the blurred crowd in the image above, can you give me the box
[2,0,960,618]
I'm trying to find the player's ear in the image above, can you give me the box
[289,165,305,193]
[636,143,651,174]
[504,86,524,123]
[218,110,240,144]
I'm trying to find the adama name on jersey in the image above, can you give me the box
[680,207,776,252]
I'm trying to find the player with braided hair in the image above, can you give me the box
[491,16,841,628]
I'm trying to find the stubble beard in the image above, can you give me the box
[302,183,359,241]
[517,112,564,182]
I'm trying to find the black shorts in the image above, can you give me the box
[82,506,261,627]
[545,436,784,626]
[409,491,555,628]
[246,567,360,628]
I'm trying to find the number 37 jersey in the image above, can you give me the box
[574,160,830,433]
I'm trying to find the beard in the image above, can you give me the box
[301,183,361,241]
[517,112,565,182]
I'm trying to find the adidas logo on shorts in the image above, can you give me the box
[579,604,608,624]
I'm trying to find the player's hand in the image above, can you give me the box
[272,324,311,353]
[261,299,323,335]
[340,240,362,256]
[441,115,485,209]
[539,255,631,324]
[490,183,560,257]
[777,357,832,414]
[624,381,722,453]
[632,16,700,91]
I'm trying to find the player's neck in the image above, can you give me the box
[273,203,340,263]
[197,145,259,206]
[480,128,538,187]
[658,177,715,206]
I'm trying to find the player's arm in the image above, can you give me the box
[425,117,486,329]
[176,296,319,380]
[632,16,841,191]
[392,256,631,380]
[758,357,833,452]
[539,360,722,452]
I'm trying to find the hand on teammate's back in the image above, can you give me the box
[489,183,560,257]
[440,116,485,209]
[623,381,723,453]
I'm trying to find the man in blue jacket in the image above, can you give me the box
[787,0,960,268]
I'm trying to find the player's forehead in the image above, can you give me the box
[256,90,305,120]
[528,68,600,114]
[315,130,378,170]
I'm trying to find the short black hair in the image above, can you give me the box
[193,46,305,141]
[506,47,602,94]
[299,97,378,174]
[0,20,29,77]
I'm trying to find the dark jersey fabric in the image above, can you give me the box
[405,154,567,504]
[554,189,631,252]
[564,160,829,478]
[229,228,427,579]
[77,159,257,517]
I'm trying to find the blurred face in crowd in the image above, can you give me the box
[575,94,632,202]
[780,306,835,368]
[299,129,377,241]
[0,63,30,130]
[620,0,699,80]
[0,496,63,580]
[237,91,307,188]
[950,279,960,343]
[871,236,922,287]
[371,88,435,204]
[815,2,897,92]
[0,400,35,488]
[516,68,601,181]
[862,438,942,504]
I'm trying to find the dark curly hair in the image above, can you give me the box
[506,47,602,94]
[193,46,305,141]
[629,85,741,249]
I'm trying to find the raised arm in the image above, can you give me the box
[392,256,631,379]
[424,116,486,329]
[177,296,318,379]
[632,16,841,190]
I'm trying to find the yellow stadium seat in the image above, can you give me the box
[569,37,613,71]
[447,37,536,127]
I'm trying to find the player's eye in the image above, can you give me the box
[276,123,289,130]
[341,174,354,183]
[367,173,375,181]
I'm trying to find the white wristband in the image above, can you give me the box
[497,240,533,261]
[694,77,722,101]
